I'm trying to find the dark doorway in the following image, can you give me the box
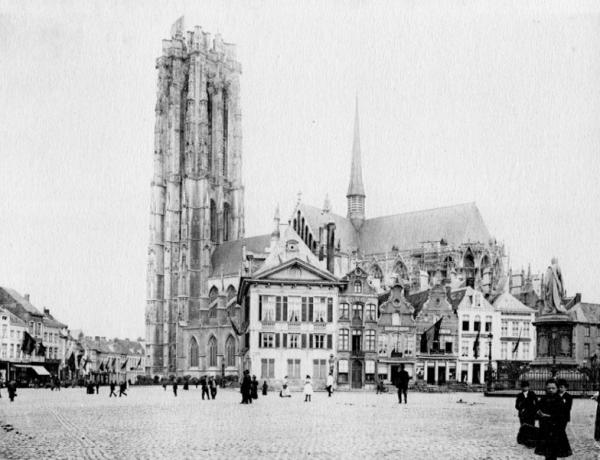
[438,365,446,385]
[426,364,435,384]
[351,360,362,389]
[390,365,399,386]
[472,363,481,384]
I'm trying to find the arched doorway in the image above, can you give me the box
[351,360,363,389]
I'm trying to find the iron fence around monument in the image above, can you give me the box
[491,360,599,396]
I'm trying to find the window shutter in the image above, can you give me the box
[309,334,313,349]
[301,334,307,348]
[301,299,307,322]
[258,332,262,348]
[327,334,332,349]
[275,333,280,348]
[327,299,333,322]
[309,299,314,322]
[283,333,287,348]
[276,297,281,321]
[258,296,262,321]
[283,298,288,321]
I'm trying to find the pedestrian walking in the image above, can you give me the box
[303,375,313,402]
[241,370,252,404]
[326,372,334,397]
[7,380,17,402]
[534,378,572,459]
[109,381,117,397]
[173,381,178,397]
[119,381,128,397]
[183,380,189,391]
[591,390,600,441]
[251,375,259,400]
[515,380,538,448]
[162,381,167,391]
[201,376,210,400]
[262,381,268,396]
[209,377,217,400]
[395,364,410,404]
[95,382,100,394]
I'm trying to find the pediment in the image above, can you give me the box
[253,258,338,283]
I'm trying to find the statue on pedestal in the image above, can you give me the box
[541,257,566,315]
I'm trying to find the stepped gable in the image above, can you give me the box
[297,203,359,250]
[210,234,271,276]
[359,202,492,255]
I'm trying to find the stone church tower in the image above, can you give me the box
[146,19,244,375]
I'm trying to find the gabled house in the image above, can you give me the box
[237,226,342,388]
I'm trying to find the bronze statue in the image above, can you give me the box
[542,257,565,315]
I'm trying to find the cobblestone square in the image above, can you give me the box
[0,387,598,459]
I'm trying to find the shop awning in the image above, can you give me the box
[13,364,51,376]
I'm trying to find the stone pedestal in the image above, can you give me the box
[531,314,577,368]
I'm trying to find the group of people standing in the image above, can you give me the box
[240,370,261,404]
[515,379,573,459]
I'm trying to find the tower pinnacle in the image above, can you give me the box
[346,97,366,229]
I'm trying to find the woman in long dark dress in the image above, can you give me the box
[535,379,572,459]
[251,375,259,399]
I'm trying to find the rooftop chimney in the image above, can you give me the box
[44,308,50,315]
[24,294,30,302]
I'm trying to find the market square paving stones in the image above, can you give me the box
[0,387,598,459]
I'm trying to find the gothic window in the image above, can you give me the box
[222,88,228,178]
[226,285,236,301]
[209,286,219,305]
[207,84,213,173]
[393,260,409,282]
[226,335,235,367]
[189,337,199,367]
[223,203,230,242]
[441,257,454,280]
[208,336,217,367]
[463,249,475,287]
[210,200,217,242]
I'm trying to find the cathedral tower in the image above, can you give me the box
[146,19,244,375]
[346,98,366,230]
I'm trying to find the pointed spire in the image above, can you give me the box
[271,204,280,239]
[347,96,365,197]
[323,194,331,213]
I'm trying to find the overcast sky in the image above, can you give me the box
[1,0,599,340]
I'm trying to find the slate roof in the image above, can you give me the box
[210,234,272,276]
[492,292,535,314]
[406,289,431,318]
[80,336,144,356]
[0,307,28,326]
[358,203,492,255]
[569,303,600,324]
[43,310,67,329]
[0,287,44,318]
[297,203,359,249]
[297,202,492,255]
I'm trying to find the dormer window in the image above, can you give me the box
[286,240,299,252]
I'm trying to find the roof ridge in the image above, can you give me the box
[363,202,478,223]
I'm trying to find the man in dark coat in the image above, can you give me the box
[7,380,17,402]
[241,370,252,404]
[109,381,117,397]
[395,364,410,404]
[201,376,210,400]
[516,380,538,447]
[119,381,127,397]
[172,381,178,397]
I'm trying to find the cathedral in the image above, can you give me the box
[145,21,508,377]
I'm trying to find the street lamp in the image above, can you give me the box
[486,333,493,393]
